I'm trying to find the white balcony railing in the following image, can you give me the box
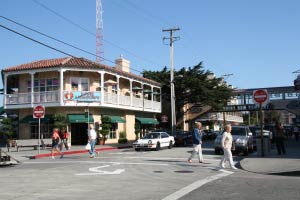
[5,90,161,112]
[5,91,60,105]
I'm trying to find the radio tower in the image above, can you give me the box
[96,0,104,63]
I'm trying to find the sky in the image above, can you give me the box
[1,0,300,92]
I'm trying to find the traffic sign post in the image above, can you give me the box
[253,89,268,157]
[33,105,45,154]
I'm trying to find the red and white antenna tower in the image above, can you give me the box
[96,0,104,63]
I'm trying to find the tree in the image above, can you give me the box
[53,114,67,130]
[143,62,233,127]
[264,110,281,125]
[134,123,141,140]
[1,118,16,140]
[98,116,111,144]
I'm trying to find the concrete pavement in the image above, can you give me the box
[0,143,133,164]
[2,139,300,176]
[239,138,300,175]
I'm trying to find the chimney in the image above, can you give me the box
[115,54,130,73]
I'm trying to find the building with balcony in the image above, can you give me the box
[1,56,161,144]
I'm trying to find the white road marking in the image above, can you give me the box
[162,170,234,200]
[76,164,125,175]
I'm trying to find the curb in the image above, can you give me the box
[32,145,132,159]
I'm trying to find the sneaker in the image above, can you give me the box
[51,156,54,159]
[231,166,238,170]
[219,165,225,169]
[187,159,192,163]
[60,154,64,159]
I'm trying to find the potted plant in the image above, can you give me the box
[118,131,128,144]
[98,116,111,145]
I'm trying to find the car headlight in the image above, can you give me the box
[148,140,152,144]
[236,138,246,144]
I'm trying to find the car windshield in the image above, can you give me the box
[143,132,160,139]
[231,127,246,136]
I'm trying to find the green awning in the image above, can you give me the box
[143,89,152,94]
[20,115,51,123]
[136,117,159,125]
[0,106,3,113]
[105,115,126,123]
[68,114,94,123]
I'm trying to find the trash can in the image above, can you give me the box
[255,132,270,156]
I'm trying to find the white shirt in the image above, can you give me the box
[89,129,97,140]
[221,131,233,150]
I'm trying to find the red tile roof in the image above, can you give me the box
[2,57,160,86]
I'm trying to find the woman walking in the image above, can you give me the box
[219,124,237,170]
[51,128,64,159]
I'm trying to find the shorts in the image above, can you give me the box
[52,139,59,148]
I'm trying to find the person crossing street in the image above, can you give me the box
[187,122,204,163]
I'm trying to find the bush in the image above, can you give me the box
[118,138,128,144]
[118,131,127,143]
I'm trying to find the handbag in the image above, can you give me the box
[85,143,91,150]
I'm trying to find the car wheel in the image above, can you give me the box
[155,142,160,151]
[168,141,173,149]
[135,148,140,151]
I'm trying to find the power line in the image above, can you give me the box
[0,16,100,59]
[31,0,160,67]
[0,23,75,57]
[0,16,143,75]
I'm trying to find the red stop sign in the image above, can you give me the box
[33,105,45,118]
[253,89,268,104]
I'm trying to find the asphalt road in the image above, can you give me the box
[1,141,299,200]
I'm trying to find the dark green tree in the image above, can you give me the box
[53,113,67,130]
[143,62,233,127]
[1,118,16,140]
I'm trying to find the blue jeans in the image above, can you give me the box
[89,139,96,155]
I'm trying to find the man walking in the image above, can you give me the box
[88,124,97,158]
[188,122,204,163]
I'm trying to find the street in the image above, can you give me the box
[1,141,300,200]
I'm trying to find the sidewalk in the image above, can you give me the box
[0,143,133,164]
[239,138,300,175]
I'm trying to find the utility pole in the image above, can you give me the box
[163,27,180,135]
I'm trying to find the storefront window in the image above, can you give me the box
[30,123,52,139]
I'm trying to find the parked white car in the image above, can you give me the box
[133,131,175,151]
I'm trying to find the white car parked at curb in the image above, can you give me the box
[133,131,175,151]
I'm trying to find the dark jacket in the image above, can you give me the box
[192,127,202,144]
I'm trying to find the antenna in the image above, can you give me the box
[96,0,104,63]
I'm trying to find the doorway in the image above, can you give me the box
[71,123,88,145]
